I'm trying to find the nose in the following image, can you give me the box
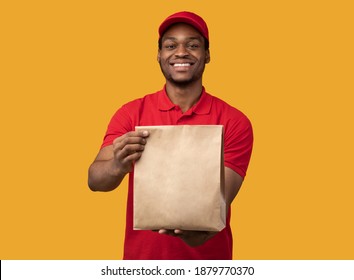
[175,44,189,58]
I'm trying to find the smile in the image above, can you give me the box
[171,63,194,67]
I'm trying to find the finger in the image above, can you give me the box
[136,130,149,137]
[113,130,149,147]
[123,130,149,140]
[158,229,177,236]
[122,152,143,164]
[113,142,145,162]
[120,143,145,156]
[158,229,168,234]
[114,137,147,150]
[125,130,149,138]
[174,229,183,235]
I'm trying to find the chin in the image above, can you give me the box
[169,79,195,87]
[168,75,201,85]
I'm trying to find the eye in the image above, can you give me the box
[187,43,200,49]
[164,44,176,50]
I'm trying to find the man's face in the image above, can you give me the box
[158,23,210,86]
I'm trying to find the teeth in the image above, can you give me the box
[174,63,191,67]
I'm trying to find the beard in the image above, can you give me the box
[158,62,206,87]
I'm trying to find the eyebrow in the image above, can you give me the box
[162,36,203,41]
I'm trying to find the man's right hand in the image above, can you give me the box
[111,130,150,175]
[88,130,149,192]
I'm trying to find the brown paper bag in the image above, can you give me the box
[133,125,225,232]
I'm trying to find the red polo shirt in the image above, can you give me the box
[101,86,253,259]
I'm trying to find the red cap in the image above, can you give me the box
[158,11,209,42]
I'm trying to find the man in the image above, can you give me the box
[88,11,253,260]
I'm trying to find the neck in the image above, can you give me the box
[165,81,203,113]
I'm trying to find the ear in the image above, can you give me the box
[157,50,161,63]
[205,49,210,64]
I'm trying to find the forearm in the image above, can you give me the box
[224,167,243,209]
[88,159,127,192]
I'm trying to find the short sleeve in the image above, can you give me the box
[224,115,253,178]
[101,104,134,149]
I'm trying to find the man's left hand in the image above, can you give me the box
[158,229,217,247]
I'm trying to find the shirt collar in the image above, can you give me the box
[157,85,212,115]
[158,86,175,111]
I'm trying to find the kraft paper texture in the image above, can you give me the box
[134,125,226,232]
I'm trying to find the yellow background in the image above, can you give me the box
[1,0,353,259]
